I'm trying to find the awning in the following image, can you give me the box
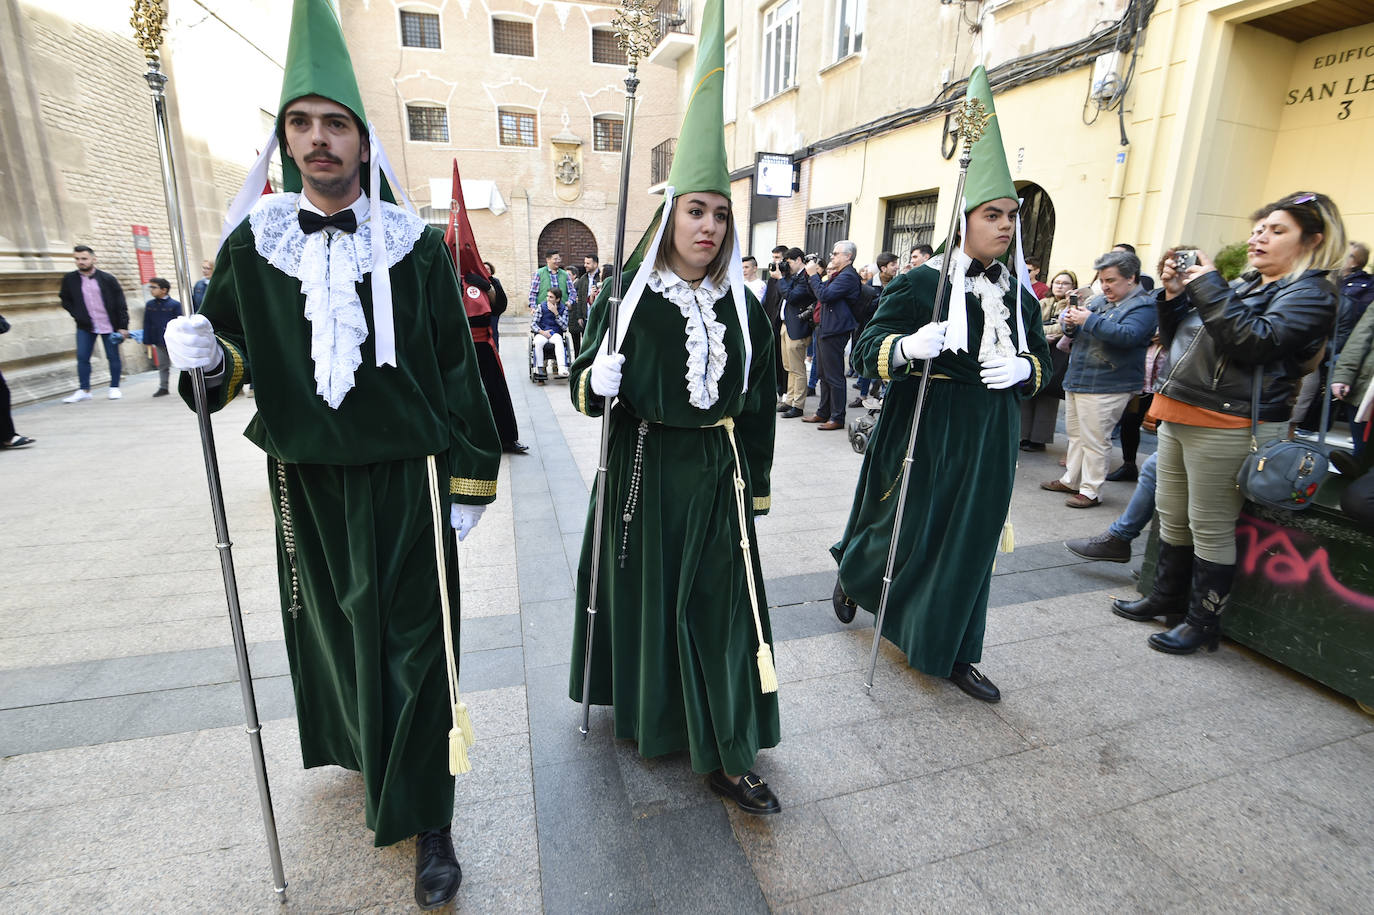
[429,178,508,216]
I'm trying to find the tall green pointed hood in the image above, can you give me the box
[664,0,730,198]
[961,65,1017,213]
[276,0,370,194]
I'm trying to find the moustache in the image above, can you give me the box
[304,153,342,165]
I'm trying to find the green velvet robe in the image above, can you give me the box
[181,209,500,846]
[831,263,1053,677]
[567,279,780,776]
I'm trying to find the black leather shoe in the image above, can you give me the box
[781,407,803,418]
[502,441,530,454]
[152,388,170,397]
[1113,541,1192,623]
[1106,462,1138,482]
[776,402,791,412]
[833,577,857,624]
[947,663,1000,702]
[414,826,462,910]
[708,770,781,815]
[1020,441,1046,452]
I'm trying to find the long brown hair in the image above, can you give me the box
[653,194,736,288]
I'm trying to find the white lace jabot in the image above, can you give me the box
[249,192,425,409]
[925,251,1018,362]
[648,267,729,410]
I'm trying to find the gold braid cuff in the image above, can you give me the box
[1029,353,1043,394]
[877,334,902,381]
[752,495,771,512]
[450,477,497,498]
[576,370,592,415]
[218,336,246,404]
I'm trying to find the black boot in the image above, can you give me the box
[833,577,857,624]
[414,826,462,910]
[1149,557,1232,655]
[1112,541,1192,623]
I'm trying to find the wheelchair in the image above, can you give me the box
[528,330,574,384]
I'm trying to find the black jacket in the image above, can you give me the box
[60,269,129,332]
[1154,269,1338,422]
[779,271,816,341]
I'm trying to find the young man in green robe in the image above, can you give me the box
[831,66,1053,704]
[164,1,499,908]
[567,0,782,816]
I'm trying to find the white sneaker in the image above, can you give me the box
[62,390,92,403]
[107,388,122,400]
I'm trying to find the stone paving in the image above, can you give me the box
[2,337,1372,914]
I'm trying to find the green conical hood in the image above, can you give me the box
[276,0,369,194]
[961,65,1017,213]
[665,0,729,198]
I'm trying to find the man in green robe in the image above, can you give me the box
[164,1,498,909]
[832,67,1053,704]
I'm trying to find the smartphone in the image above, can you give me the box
[1068,293,1079,308]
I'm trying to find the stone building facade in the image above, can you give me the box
[0,0,282,404]
[340,0,676,307]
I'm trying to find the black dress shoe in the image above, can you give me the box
[947,663,1000,702]
[152,388,170,397]
[708,770,781,815]
[833,577,857,624]
[1020,441,1046,452]
[414,826,462,910]
[781,407,803,418]
[848,397,864,408]
[502,441,530,454]
[1106,462,1138,482]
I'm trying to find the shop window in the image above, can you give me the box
[761,0,800,101]
[499,108,538,147]
[883,192,938,256]
[406,104,449,143]
[593,115,623,152]
[832,0,864,61]
[492,17,534,57]
[805,204,850,258]
[591,27,627,65]
[399,10,441,49]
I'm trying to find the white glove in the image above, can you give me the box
[980,355,1033,390]
[165,315,223,371]
[590,352,625,398]
[893,321,946,365]
[450,503,486,542]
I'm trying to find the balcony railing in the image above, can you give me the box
[653,1,692,42]
[651,137,676,185]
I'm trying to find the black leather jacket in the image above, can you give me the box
[1154,269,1337,422]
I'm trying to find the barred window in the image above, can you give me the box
[406,104,449,143]
[591,27,627,65]
[498,109,537,147]
[399,10,441,49]
[593,115,623,152]
[492,18,534,57]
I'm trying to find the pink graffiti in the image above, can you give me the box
[1235,515,1374,612]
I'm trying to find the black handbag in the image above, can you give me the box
[1236,367,1330,510]
[0,314,10,334]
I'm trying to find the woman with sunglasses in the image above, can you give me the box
[1113,192,1345,654]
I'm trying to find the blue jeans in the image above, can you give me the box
[76,328,122,391]
[1353,420,1368,460]
[807,339,818,388]
[1107,450,1158,542]
[856,376,873,397]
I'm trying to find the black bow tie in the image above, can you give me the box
[298,208,357,235]
[966,259,1003,282]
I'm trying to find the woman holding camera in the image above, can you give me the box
[1114,191,1345,654]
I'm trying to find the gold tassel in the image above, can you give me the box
[454,700,475,749]
[756,643,779,694]
[1000,520,1015,553]
[448,727,471,776]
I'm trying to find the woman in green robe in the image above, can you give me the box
[567,188,782,815]
[831,198,1053,703]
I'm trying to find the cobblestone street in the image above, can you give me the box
[3,338,1372,913]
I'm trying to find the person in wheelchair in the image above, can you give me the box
[531,287,571,381]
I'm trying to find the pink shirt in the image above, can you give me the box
[80,273,113,333]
